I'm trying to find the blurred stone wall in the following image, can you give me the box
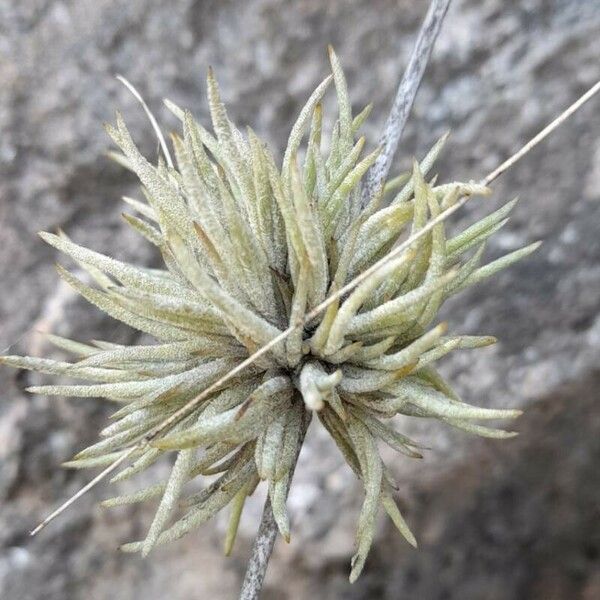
[1,1,599,598]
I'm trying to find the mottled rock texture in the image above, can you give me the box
[1,1,599,598]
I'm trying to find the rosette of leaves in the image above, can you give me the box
[1,48,538,581]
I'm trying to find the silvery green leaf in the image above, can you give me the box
[347,416,382,583]
[453,242,542,293]
[328,45,352,151]
[387,379,522,421]
[381,486,417,547]
[443,418,518,438]
[282,75,333,182]
[153,377,292,450]
[390,132,449,205]
[363,323,447,371]
[351,102,372,134]
[446,198,518,260]
[224,475,258,556]
[347,270,457,336]
[142,448,195,556]
[325,251,413,355]
[122,213,163,247]
[101,482,167,508]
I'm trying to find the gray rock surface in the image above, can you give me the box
[1,1,599,598]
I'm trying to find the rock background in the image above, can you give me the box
[1,0,600,598]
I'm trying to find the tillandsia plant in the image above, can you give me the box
[1,46,540,582]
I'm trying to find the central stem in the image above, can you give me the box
[238,499,279,600]
[238,407,311,599]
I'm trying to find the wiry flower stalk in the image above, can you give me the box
[3,48,545,583]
